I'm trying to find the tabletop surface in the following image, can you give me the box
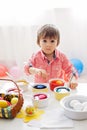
[0,82,87,130]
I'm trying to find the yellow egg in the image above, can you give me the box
[11,97,18,105]
[0,100,8,108]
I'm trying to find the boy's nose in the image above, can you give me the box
[46,42,51,46]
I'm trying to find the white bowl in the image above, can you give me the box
[60,95,87,120]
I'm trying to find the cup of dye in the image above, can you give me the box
[49,78,65,91]
[32,84,49,93]
[32,93,49,108]
[54,86,70,100]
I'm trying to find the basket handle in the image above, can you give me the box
[0,78,20,96]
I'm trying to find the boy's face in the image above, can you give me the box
[39,37,58,55]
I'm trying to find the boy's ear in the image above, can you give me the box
[57,41,60,46]
[38,44,41,47]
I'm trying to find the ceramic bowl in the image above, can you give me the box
[54,86,70,100]
[49,78,65,91]
[32,84,49,93]
[32,93,49,108]
[60,95,87,120]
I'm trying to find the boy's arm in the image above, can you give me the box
[29,67,48,79]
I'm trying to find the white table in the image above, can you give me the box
[0,83,87,130]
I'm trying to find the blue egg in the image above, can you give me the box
[56,87,70,93]
[37,85,43,89]
[34,84,46,89]
[56,88,61,92]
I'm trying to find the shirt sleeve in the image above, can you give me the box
[24,53,35,75]
[61,53,78,81]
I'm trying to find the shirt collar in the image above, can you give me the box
[40,49,60,60]
[55,49,60,59]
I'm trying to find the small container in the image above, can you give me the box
[54,86,70,100]
[49,78,65,91]
[32,84,49,93]
[16,80,29,92]
[32,93,49,108]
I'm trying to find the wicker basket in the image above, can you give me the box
[0,79,24,119]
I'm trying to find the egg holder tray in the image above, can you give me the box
[0,79,24,119]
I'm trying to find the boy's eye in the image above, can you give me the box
[51,40,55,43]
[43,40,47,42]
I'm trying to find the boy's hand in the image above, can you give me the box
[69,82,78,89]
[36,69,48,79]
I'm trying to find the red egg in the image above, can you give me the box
[6,101,11,106]
[0,97,3,100]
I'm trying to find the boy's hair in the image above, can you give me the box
[37,24,60,45]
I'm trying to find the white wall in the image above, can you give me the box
[0,8,87,75]
[55,8,87,75]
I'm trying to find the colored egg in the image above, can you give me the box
[34,94,47,100]
[7,101,11,106]
[49,79,64,91]
[0,100,9,108]
[56,80,64,85]
[11,97,18,105]
[38,94,47,99]
[0,97,3,100]
[34,85,46,89]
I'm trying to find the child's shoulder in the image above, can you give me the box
[56,49,66,57]
[34,50,41,55]
[31,50,42,58]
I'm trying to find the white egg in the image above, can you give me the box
[73,102,83,111]
[69,100,80,107]
[83,106,87,111]
[82,102,87,107]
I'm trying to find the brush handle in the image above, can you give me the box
[68,72,76,87]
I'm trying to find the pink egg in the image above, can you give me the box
[0,97,3,100]
[39,94,47,100]
[34,94,47,100]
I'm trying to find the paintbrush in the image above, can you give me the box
[68,72,76,87]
